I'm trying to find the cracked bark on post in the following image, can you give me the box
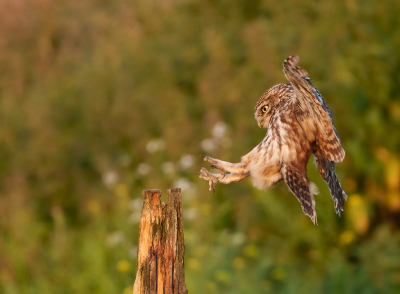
[133,188,187,294]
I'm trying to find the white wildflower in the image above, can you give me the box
[137,163,151,176]
[161,162,175,175]
[184,208,198,220]
[201,138,216,152]
[106,231,124,247]
[173,178,197,200]
[180,154,194,170]
[212,121,228,138]
[129,246,138,259]
[130,198,142,211]
[231,232,246,246]
[174,178,192,191]
[129,211,141,224]
[146,139,166,153]
[102,171,119,188]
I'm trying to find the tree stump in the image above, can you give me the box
[133,188,187,294]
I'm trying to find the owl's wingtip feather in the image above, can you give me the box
[283,55,299,68]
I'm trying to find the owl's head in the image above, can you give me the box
[254,83,293,128]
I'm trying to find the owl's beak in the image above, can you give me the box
[257,121,262,128]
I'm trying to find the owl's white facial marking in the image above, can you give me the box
[255,103,272,128]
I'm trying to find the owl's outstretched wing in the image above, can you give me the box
[283,55,345,163]
[282,165,318,224]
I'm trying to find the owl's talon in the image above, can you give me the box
[203,156,218,165]
[199,167,220,192]
[211,164,226,179]
[210,181,217,193]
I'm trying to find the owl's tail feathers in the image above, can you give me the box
[282,165,318,225]
[316,157,348,216]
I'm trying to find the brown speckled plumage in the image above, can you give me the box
[199,56,347,224]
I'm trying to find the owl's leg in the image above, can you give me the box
[199,167,249,192]
[203,156,250,174]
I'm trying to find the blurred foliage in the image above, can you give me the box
[0,0,400,293]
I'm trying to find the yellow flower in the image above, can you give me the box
[385,159,400,190]
[243,244,259,258]
[187,258,200,270]
[347,194,369,235]
[388,192,400,211]
[215,270,230,282]
[117,260,131,272]
[340,230,356,245]
[123,286,132,294]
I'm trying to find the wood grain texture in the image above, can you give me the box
[133,189,187,294]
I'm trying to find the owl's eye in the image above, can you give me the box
[262,106,269,113]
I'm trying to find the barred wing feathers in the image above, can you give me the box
[282,165,318,224]
[283,55,345,163]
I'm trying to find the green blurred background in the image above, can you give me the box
[1,0,400,293]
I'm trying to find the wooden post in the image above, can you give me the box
[133,188,187,294]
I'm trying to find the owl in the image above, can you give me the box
[199,55,347,224]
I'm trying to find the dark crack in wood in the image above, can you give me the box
[133,189,187,294]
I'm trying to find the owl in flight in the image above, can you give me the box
[199,56,347,224]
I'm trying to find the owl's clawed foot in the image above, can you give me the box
[199,167,220,192]
[211,164,225,178]
[203,156,226,178]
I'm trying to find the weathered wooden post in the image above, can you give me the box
[133,188,187,294]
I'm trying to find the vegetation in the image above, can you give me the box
[0,0,399,293]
